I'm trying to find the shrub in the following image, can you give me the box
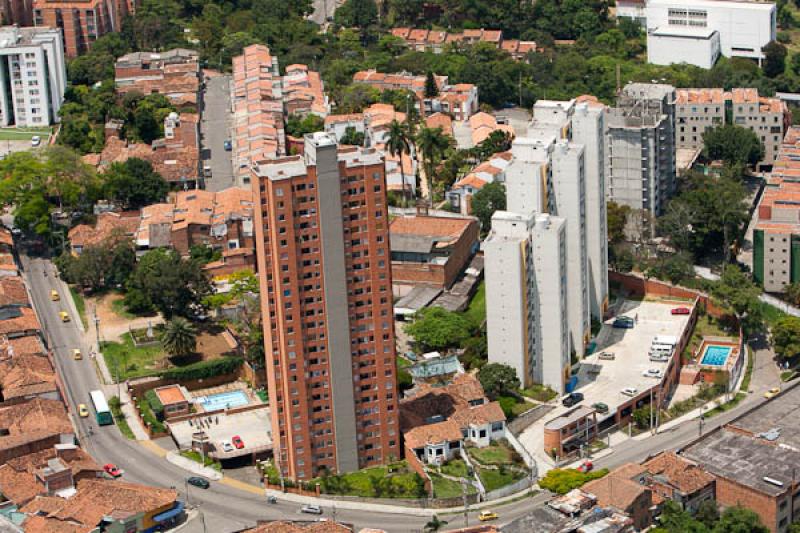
[144,389,164,420]
[137,396,166,433]
[538,468,609,495]
[159,356,243,380]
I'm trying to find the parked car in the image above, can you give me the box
[591,402,609,414]
[223,140,232,151]
[301,505,322,515]
[613,317,634,329]
[649,354,669,362]
[562,392,584,407]
[73,349,82,360]
[221,442,234,452]
[765,387,781,399]
[577,460,593,473]
[59,311,70,322]
[621,387,638,397]
[671,307,691,315]
[642,368,663,379]
[478,511,498,522]
[50,289,59,301]
[597,352,615,360]
[78,404,89,418]
[187,476,210,489]
[232,435,244,449]
[267,495,278,504]
[104,464,122,478]
[31,135,41,147]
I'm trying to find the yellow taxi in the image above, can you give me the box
[50,290,59,301]
[78,404,89,418]
[59,311,70,322]
[478,511,498,522]
[73,349,82,360]
[764,387,781,399]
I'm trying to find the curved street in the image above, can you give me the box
[19,250,782,532]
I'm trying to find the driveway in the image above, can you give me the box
[201,75,236,191]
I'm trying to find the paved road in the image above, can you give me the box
[201,75,236,192]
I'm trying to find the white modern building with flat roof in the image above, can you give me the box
[0,25,65,127]
[645,0,776,62]
[647,26,721,68]
[485,211,570,394]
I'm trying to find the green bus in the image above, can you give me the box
[89,390,113,425]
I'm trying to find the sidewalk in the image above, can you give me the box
[115,386,150,441]
[166,451,223,481]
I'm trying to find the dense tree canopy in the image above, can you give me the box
[477,362,520,398]
[102,158,169,210]
[471,182,506,234]
[703,125,764,168]
[405,307,472,352]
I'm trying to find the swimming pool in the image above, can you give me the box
[195,390,250,411]
[700,345,732,366]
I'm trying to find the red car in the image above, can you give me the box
[577,460,593,473]
[232,435,244,449]
[671,307,691,315]
[104,463,122,478]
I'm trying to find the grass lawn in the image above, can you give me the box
[69,287,89,330]
[109,396,135,440]
[467,441,520,466]
[180,450,221,471]
[477,466,525,492]
[521,384,557,403]
[110,295,140,320]
[397,356,411,369]
[0,127,50,140]
[463,280,486,326]
[101,332,165,380]
[430,473,475,498]
[440,459,469,478]
[315,462,426,498]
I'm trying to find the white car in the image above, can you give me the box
[642,368,663,378]
[621,387,638,397]
[31,135,41,147]
[221,442,234,453]
[301,504,322,515]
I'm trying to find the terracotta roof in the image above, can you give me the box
[6,334,45,356]
[324,113,363,126]
[400,373,488,431]
[582,474,648,511]
[675,88,726,105]
[0,228,12,247]
[425,112,453,136]
[47,479,178,528]
[0,306,40,336]
[242,521,352,533]
[641,452,715,494]
[0,398,72,452]
[0,276,29,306]
[154,385,188,405]
[450,401,506,427]
[22,515,93,533]
[452,173,488,191]
[0,352,56,400]
[404,418,463,449]
[68,212,140,250]
[390,215,475,242]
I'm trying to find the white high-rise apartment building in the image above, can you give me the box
[0,26,65,127]
[484,211,569,393]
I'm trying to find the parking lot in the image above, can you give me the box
[518,299,694,472]
[167,406,273,461]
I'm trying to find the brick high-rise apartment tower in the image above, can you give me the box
[253,132,400,480]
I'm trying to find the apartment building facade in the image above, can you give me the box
[675,88,789,166]
[33,0,136,57]
[484,211,570,394]
[606,83,677,217]
[253,133,399,480]
[0,26,65,127]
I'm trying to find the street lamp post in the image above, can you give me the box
[185,477,191,506]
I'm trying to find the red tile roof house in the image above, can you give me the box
[67,212,140,256]
[0,277,29,307]
[0,343,59,406]
[400,374,506,466]
[389,214,480,291]
[20,479,181,533]
[0,398,74,464]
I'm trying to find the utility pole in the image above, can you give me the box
[185,478,191,506]
[461,479,469,528]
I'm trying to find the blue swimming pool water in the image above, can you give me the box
[700,345,732,366]
[195,390,249,411]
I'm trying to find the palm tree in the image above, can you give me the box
[160,317,197,358]
[416,126,452,207]
[386,120,412,206]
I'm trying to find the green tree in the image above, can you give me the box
[695,499,720,529]
[424,71,439,98]
[471,181,506,235]
[654,501,710,533]
[334,0,378,28]
[763,40,788,77]
[711,265,764,334]
[785,282,800,305]
[607,201,630,244]
[340,126,365,146]
[404,307,471,352]
[386,120,412,203]
[102,158,169,209]
[632,405,652,429]
[538,468,609,494]
[703,125,764,168]
[189,244,222,264]
[416,126,452,205]
[424,515,447,533]
[772,316,800,361]
[645,253,695,285]
[125,249,212,319]
[285,114,325,138]
[712,506,769,533]
[477,362,520,398]
[160,317,198,357]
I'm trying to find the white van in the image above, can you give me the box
[653,335,677,347]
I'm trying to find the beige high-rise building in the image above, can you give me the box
[252,133,399,481]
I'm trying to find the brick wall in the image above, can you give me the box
[608,271,728,318]
[715,476,778,532]
[391,262,447,287]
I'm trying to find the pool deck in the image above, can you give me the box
[694,338,740,371]
[189,381,262,412]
